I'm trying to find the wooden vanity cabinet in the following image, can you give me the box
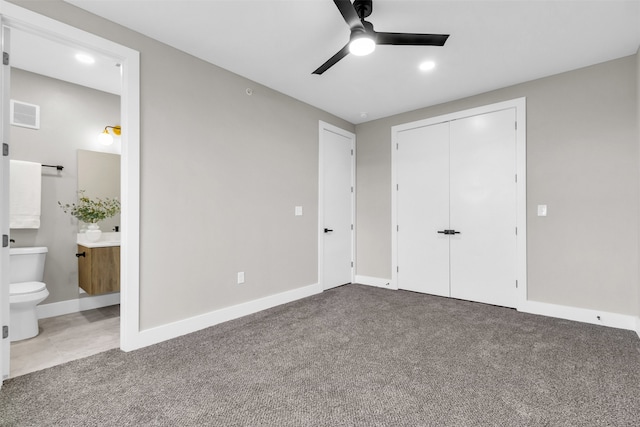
[77,244,120,295]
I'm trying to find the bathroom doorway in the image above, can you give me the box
[8,58,120,377]
[0,3,140,384]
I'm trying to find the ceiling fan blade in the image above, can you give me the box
[312,44,350,75]
[333,0,365,31]
[376,32,450,46]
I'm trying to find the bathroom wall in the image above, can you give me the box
[10,69,120,304]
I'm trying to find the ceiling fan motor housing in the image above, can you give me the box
[354,0,373,19]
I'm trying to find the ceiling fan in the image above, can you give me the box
[313,0,450,75]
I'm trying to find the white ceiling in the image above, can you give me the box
[11,27,122,95]
[38,0,640,124]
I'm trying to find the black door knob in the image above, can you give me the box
[324,228,334,233]
[437,229,461,235]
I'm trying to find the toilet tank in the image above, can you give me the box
[9,247,48,284]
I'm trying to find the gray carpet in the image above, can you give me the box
[1,284,639,426]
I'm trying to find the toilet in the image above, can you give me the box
[9,247,49,342]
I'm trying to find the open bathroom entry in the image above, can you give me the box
[0,2,141,384]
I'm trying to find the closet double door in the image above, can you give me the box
[396,108,517,308]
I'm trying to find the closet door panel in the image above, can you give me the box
[396,123,450,296]
[449,109,517,307]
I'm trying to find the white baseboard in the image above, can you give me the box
[354,275,395,289]
[519,300,637,332]
[37,292,120,319]
[130,283,322,351]
[355,281,638,335]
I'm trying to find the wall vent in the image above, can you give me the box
[10,100,40,129]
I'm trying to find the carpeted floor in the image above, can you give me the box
[1,284,639,426]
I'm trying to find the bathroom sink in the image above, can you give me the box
[77,231,121,248]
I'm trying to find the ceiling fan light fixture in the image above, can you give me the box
[349,33,376,56]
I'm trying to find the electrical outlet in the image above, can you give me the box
[237,272,245,284]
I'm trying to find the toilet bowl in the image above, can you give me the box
[9,247,49,342]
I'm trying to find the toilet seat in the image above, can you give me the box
[10,281,46,296]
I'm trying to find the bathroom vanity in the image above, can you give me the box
[77,232,120,295]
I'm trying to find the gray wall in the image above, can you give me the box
[10,69,120,304]
[10,0,355,330]
[355,56,639,316]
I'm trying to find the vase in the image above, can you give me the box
[85,223,102,242]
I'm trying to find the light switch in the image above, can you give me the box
[295,206,303,216]
[537,205,547,217]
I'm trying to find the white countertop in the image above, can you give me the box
[77,231,121,248]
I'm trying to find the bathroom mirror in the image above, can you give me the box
[77,149,121,232]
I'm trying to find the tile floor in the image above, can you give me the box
[9,305,120,378]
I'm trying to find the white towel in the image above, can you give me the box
[10,160,42,229]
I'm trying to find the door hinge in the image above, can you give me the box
[351,261,354,268]
[351,149,354,156]
[397,266,399,273]
[3,143,8,156]
[396,143,399,150]
[515,121,517,130]
[2,325,8,339]
[515,174,517,183]
[351,186,354,193]
[3,52,8,66]
[397,225,399,232]
[351,224,353,230]
[2,234,8,248]
[396,184,399,191]
[515,227,518,235]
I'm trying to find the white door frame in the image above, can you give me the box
[0,22,9,383]
[391,98,527,308]
[0,1,141,385]
[318,121,355,290]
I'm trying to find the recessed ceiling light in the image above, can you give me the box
[419,60,436,72]
[75,53,95,64]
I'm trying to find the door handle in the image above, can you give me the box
[437,229,461,235]
[324,228,334,233]
[76,252,86,258]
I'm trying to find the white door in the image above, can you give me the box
[396,109,517,308]
[396,122,450,296]
[449,109,517,307]
[319,122,354,290]
[0,24,10,385]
